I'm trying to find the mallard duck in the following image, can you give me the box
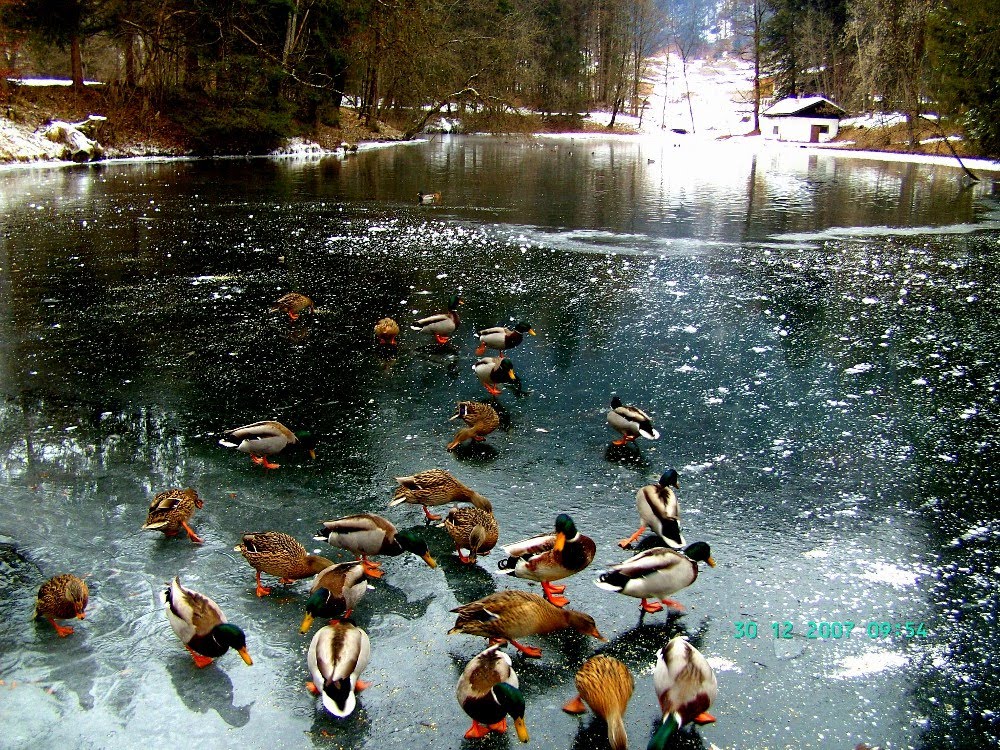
[218,420,317,469]
[314,513,437,578]
[411,294,462,345]
[307,621,371,718]
[163,577,253,668]
[497,514,596,607]
[374,317,400,347]
[234,531,335,597]
[648,636,718,749]
[594,542,715,614]
[457,643,529,742]
[561,655,634,750]
[141,488,204,544]
[417,191,442,205]
[34,573,88,637]
[440,506,499,564]
[389,468,493,521]
[607,394,661,445]
[447,401,500,451]
[300,562,369,633]
[619,469,685,550]
[473,356,522,397]
[448,589,604,658]
[270,292,315,320]
[475,322,535,356]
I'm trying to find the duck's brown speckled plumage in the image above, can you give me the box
[271,292,315,319]
[235,531,334,596]
[447,401,500,451]
[390,469,493,520]
[449,590,603,657]
[34,574,89,636]
[374,317,400,346]
[141,488,204,543]
[564,655,634,750]
[441,506,499,563]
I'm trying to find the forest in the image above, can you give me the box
[0,0,998,157]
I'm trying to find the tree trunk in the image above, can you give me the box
[70,34,84,93]
[124,31,136,88]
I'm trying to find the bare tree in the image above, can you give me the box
[847,0,933,148]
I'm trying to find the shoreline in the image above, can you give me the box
[3,127,999,176]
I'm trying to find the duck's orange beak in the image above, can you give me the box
[707,556,717,568]
[238,647,254,666]
[514,717,529,742]
[299,612,315,633]
[528,329,536,336]
[553,531,566,553]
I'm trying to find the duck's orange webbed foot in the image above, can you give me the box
[48,618,75,637]
[464,721,491,739]
[640,599,664,614]
[618,526,646,549]
[255,572,272,597]
[434,334,450,345]
[422,506,443,521]
[509,639,542,658]
[360,558,384,578]
[186,646,214,668]
[562,695,587,714]
[182,521,204,545]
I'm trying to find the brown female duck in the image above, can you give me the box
[447,401,500,451]
[234,531,335,597]
[449,589,604,658]
[270,292,315,320]
[562,655,634,750]
[389,468,493,521]
[440,505,499,564]
[34,573,89,637]
[141,488,204,544]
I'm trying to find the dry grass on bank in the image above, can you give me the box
[835,118,973,158]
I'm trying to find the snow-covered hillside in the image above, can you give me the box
[587,52,757,137]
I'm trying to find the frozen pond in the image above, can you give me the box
[1,136,999,749]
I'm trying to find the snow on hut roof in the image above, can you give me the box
[763,96,846,118]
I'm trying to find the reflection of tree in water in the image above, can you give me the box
[166,656,253,728]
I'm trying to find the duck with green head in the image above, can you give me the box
[498,513,596,607]
[457,643,529,742]
[475,321,536,356]
[299,561,369,633]
[411,294,463,345]
[619,469,685,550]
[218,420,317,469]
[163,577,253,668]
[595,541,715,614]
[648,636,717,749]
[314,513,437,578]
[307,620,372,718]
